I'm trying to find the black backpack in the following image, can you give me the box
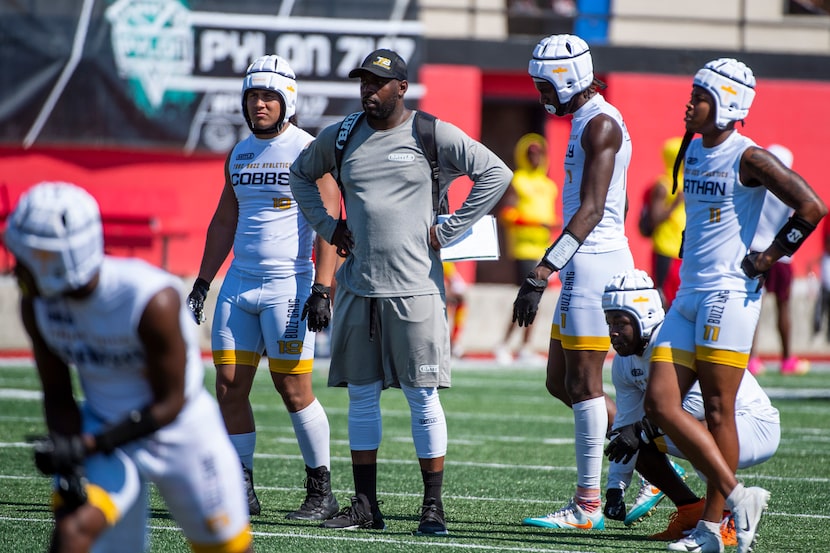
[333,110,448,216]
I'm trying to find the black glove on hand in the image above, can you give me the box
[31,434,89,512]
[56,468,89,512]
[302,284,331,332]
[740,252,766,292]
[331,220,354,258]
[187,277,210,324]
[32,434,87,476]
[604,422,644,464]
[512,273,547,327]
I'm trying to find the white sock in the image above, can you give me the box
[229,431,256,470]
[726,482,746,510]
[573,396,608,490]
[289,398,331,469]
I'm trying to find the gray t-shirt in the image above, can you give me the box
[290,111,511,297]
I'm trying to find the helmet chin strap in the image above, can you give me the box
[250,120,285,136]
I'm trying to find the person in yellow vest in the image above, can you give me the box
[494,133,559,364]
[443,261,469,359]
[645,136,685,307]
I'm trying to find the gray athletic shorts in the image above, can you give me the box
[328,289,451,389]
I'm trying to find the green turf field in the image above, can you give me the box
[1,359,828,552]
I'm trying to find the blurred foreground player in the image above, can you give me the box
[5,182,253,553]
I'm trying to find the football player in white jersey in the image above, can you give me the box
[643,58,826,553]
[5,182,253,553]
[187,55,341,520]
[515,34,635,531]
[601,270,779,546]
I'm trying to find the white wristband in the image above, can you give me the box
[542,231,581,272]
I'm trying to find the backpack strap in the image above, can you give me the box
[334,110,446,217]
[413,111,448,215]
[334,111,365,195]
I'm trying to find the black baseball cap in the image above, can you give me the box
[348,49,408,81]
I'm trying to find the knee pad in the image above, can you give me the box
[401,384,447,458]
[347,382,383,450]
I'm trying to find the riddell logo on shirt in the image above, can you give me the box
[388,153,415,161]
[419,364,439,373]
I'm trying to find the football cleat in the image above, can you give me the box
[603,488,626,521]
[321,493,385,530]
[728,485,770,553]
[242,465,261,516]
[415,497,449,536]
[624,461,686,526]
[720,512,737,547]
[747,357,765,376]
[286,465,339,521]
[522,499,605,530]
[667,520,724,553]
[649,498,706,541]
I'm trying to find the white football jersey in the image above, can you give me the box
[229,124,316,277]
[33,257,205,423]
[561,94,631,253]
[679,131,767,292]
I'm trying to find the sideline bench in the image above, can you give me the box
[0,194,184,272]
[101,213,186,270]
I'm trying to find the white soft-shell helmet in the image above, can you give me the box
[242,55,297,133]
[602,269,665,342]
[4,182,104,297]
[693,58,756,130]
[528,34,594,104]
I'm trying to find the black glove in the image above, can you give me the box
[605,422,645,464]
[31,434,89,512]
[302,284,331,332]
[740,252,766,292]
[331,220,354,258]
[55,469,89,513]
[512,273,547,327]
[32,434,86,476]
[187,277,210,324]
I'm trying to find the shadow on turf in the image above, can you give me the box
[2,499,52,514]
[243,509,667,550]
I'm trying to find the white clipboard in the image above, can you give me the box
[438,214,500,262]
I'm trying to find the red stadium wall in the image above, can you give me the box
[1,70,827,280]
[604,72,830,278]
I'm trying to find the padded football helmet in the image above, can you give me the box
[528,34,594,104]
[241,55,297,134]
[602,269,665,342]
[4,182,104,297]
[693,58,755,130]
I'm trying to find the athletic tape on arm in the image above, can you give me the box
[541,230,582,272]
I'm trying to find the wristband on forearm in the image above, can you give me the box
[94,406,160,454]
[540,229,582,272]
[772,214,816,257]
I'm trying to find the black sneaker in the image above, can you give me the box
[415,497,448,536]
[242,466,261,516]
[604,488,626,521]
[320,493,385,530]
[286,466,339,521]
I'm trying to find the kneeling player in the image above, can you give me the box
[601,270,779,549]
